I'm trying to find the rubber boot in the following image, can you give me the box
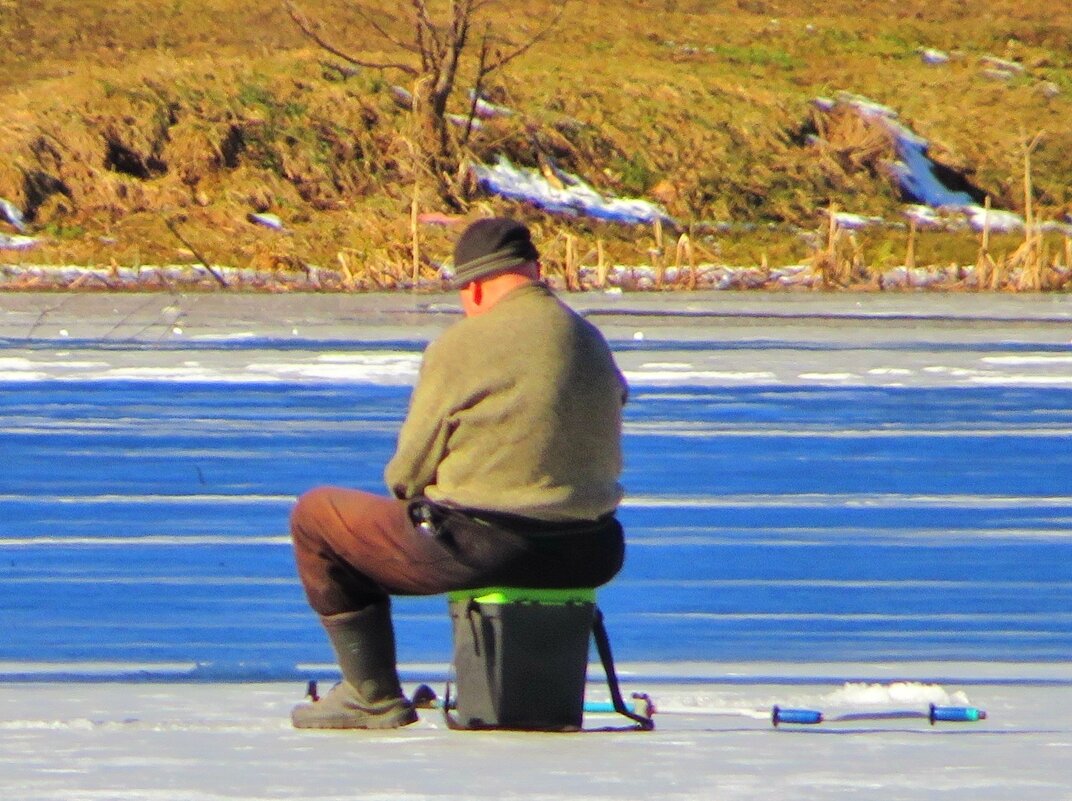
[291,602,418,729]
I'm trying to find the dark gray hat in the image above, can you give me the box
[450,217,539,288]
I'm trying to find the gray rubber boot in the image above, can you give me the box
[291,602,418,729]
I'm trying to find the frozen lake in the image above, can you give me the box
[1,292,1071,801]
[1,292,1070,678]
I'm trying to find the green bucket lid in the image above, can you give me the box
[447,586,597,605]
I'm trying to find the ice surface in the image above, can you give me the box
[1,677,1070,801]
[3,294,1072,799]
[1,332,1072,387]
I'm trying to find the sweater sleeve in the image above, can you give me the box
[383,341,454,500]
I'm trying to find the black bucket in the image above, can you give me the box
[448,595,595,731]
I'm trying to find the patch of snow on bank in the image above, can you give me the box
[246,212,285,231]
[471,155,671,226]
[830,211,885,230]
[833,92,976,209]
[0,263,441,292]
[919,48,950,65]
[823,94,1051,236]
[0,233,38,250]
[467,90,514,119]
[963,205,1027,233]
[0,197,28,231]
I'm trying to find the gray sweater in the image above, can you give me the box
[385,282,627,522]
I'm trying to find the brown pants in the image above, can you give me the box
[290,486,625,617]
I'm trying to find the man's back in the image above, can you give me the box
[385,282,626,522]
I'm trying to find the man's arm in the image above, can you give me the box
[383,344,453,500]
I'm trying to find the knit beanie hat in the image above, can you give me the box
[450,217,540,288]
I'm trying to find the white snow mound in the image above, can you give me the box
[823,681,971,708]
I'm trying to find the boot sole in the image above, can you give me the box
[291,705,419,730]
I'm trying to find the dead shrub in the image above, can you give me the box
[90,87,180,179]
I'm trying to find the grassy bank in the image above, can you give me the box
[1,0,1070,290]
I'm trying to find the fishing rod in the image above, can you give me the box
[772,704,987,726]
[410,684,656,718]
[409,684,987,728]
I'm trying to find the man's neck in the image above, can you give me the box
[461,273,538,317]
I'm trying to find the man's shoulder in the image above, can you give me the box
[507,282,588,325]
[424,319,469,359]
[428,283,597,353]
[422,306,493,365]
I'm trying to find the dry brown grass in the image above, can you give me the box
[2,0,1071,289]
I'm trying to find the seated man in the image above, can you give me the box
[289,217,628,729]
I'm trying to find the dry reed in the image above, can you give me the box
[1015,131,1045,291]
[564,233,579,291]
[648,218,663,288]
[975,196,997,290]
[674,232,696,290]
[814,204,854,288]
[595,238,608,289]
[410,186,420,291]
[905,218,917,271]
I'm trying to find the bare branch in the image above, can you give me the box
[285,0,567,210]
[346,3,418,54]
[438,0,473,99]
[412,0,443,71]
[412,9,428,72]
[285,1,418,75]
[165,218,228,289]
[459,28,492,145]
[483,0,568,74]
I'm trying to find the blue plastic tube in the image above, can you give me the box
[930,704,987,724]
[772,706,824,726]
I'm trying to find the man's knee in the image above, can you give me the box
[291,486,395,544]
[290,486,341,539]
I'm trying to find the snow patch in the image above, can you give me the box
[470,155,671,226]
[821,94,1044,238]
[0,197,28,231]
[246,212,285,231]
[919,48,950,65]
[0,233,38,250]
[823,681,971,708]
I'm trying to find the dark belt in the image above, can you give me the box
[407,498,617,540]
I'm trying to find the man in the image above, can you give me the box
[289,217,628,729]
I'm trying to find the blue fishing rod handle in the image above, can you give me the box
[929,704,987,724]
[772,706,824,726]
[584,700,634,714]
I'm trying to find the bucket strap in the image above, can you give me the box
[440,598,480,731]
[592,607,655,731]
